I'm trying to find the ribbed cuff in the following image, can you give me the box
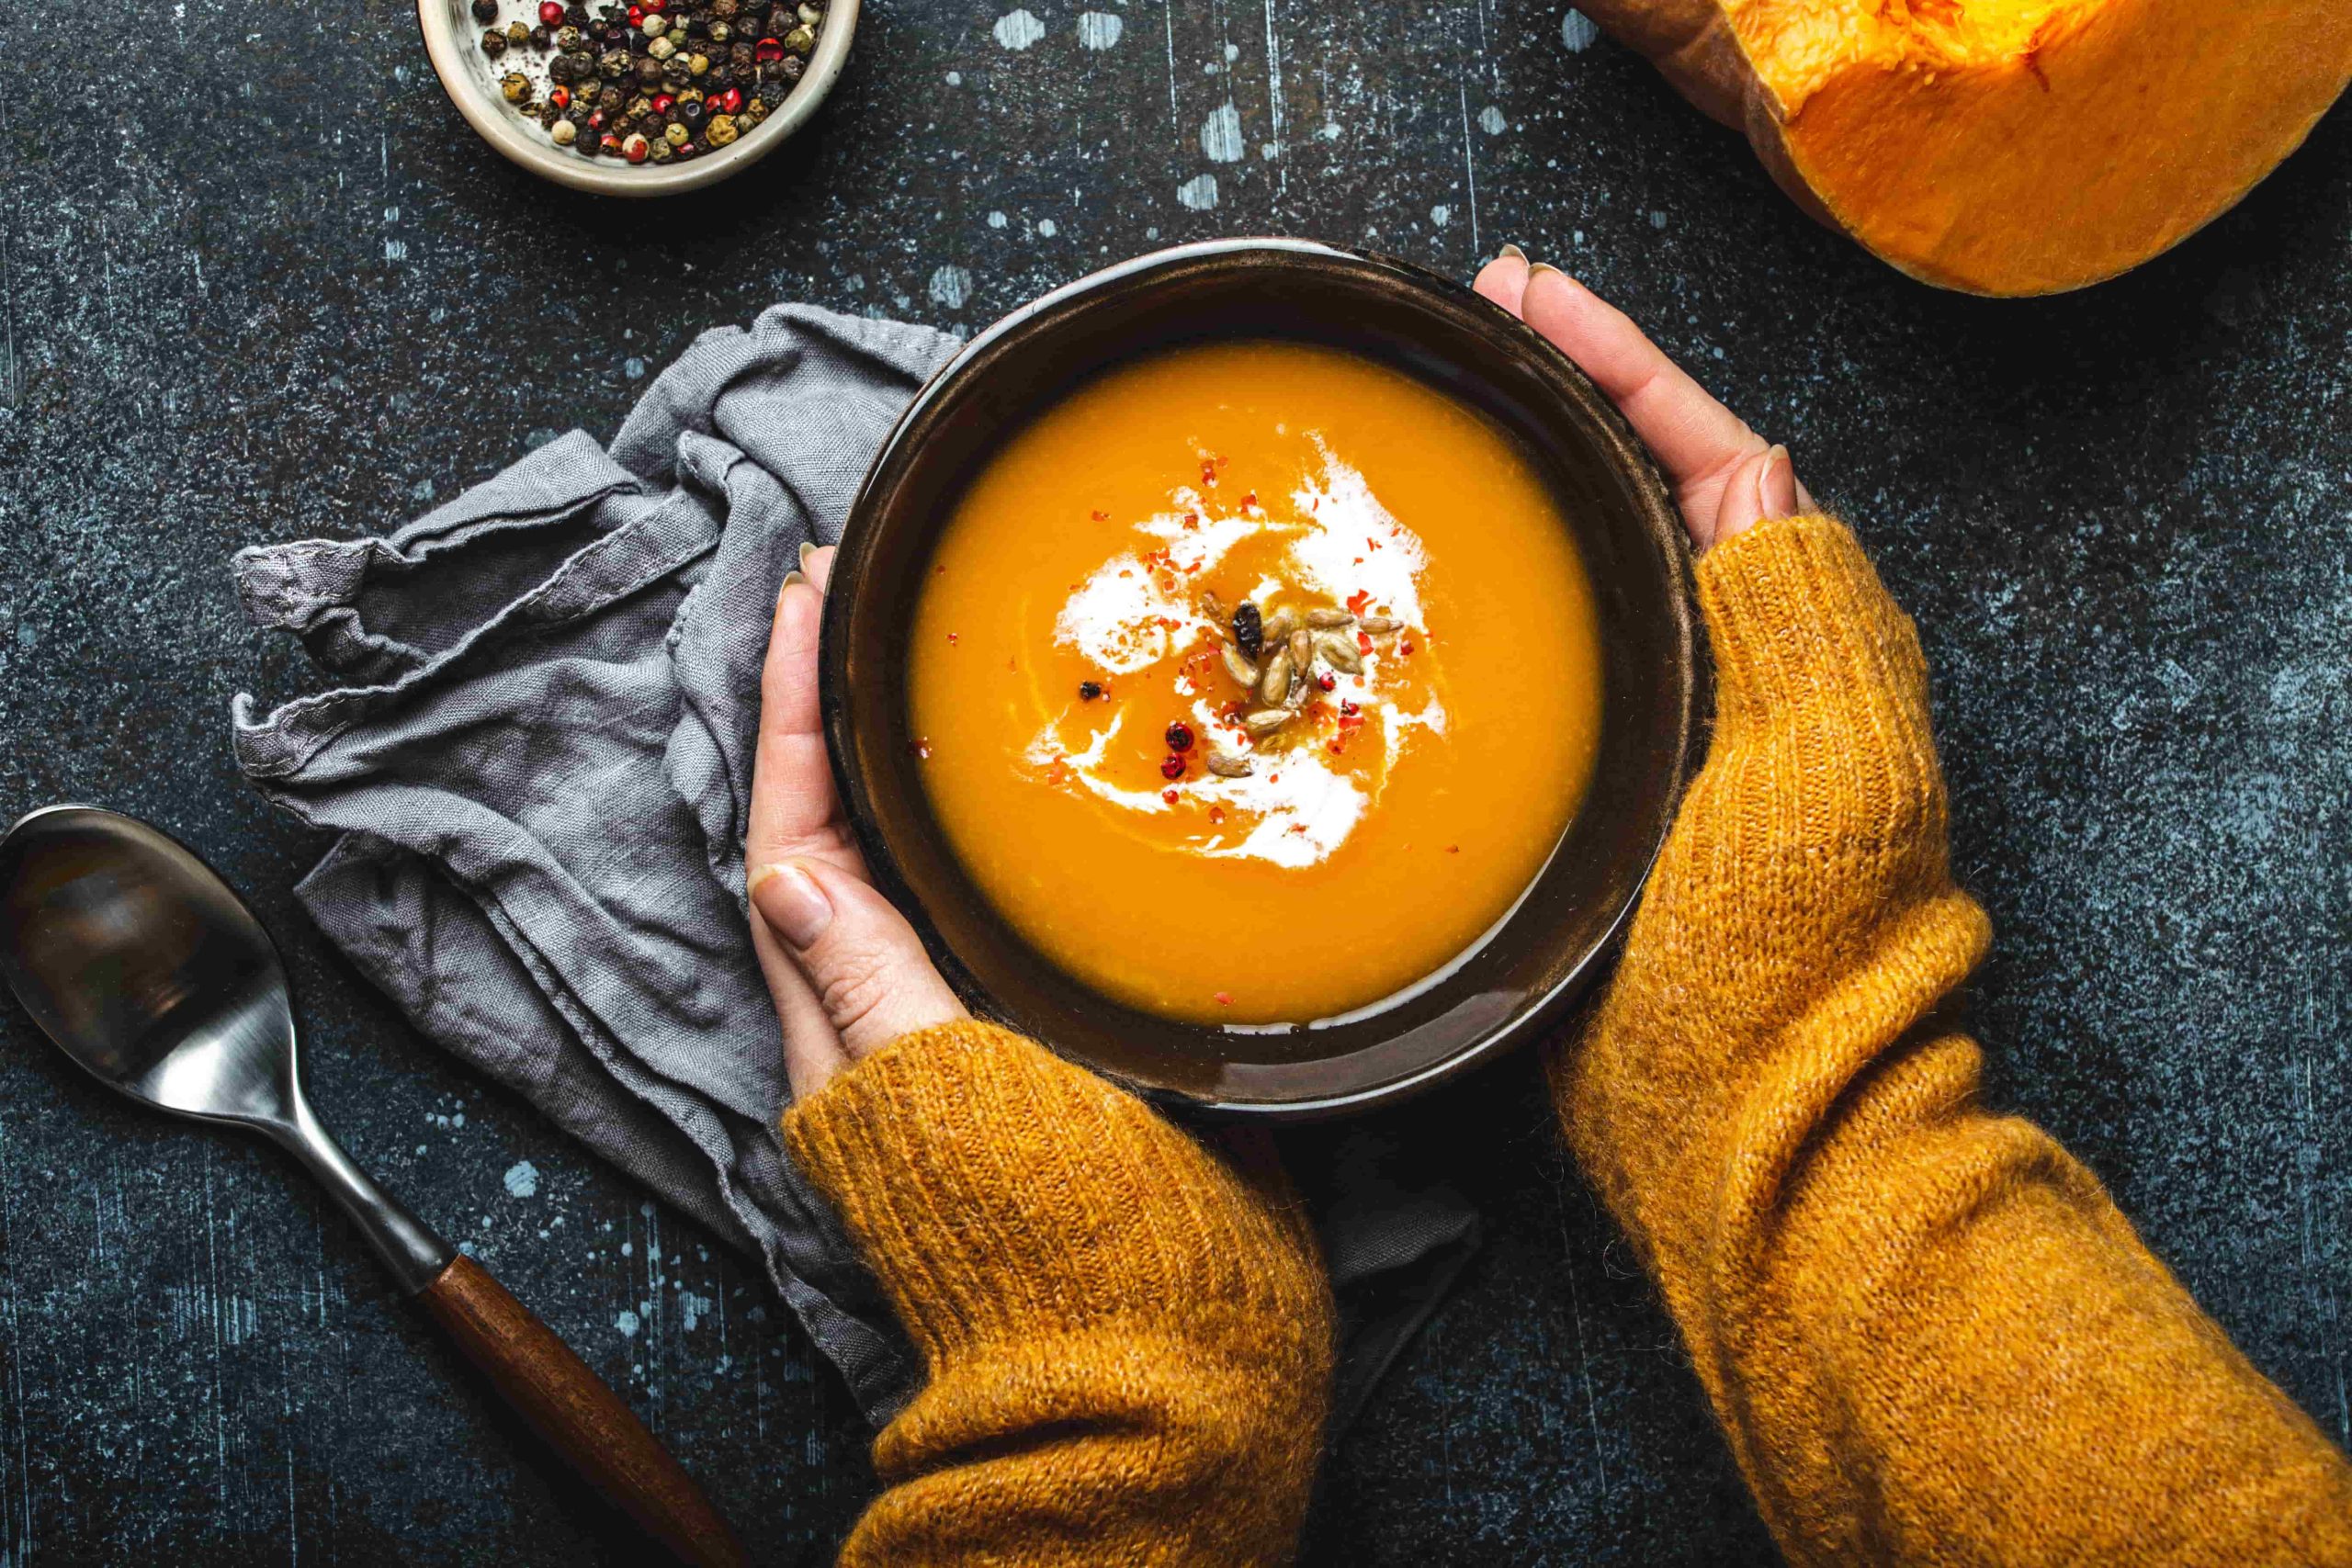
[1696,514,1940,780]
[784,1021,1322,1366]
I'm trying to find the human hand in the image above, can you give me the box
[746,545,966,1102]
[1472,248,1814,552]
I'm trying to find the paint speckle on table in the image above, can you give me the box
[992,7,1045,50]
[1177,173,1219,209]
[929,265,975,310]
[1201,101,1245,163]
[503,1160,539,1199]
[1478,106,1507,135]
[1077,10,1122,49]
[1562,7,1601,51]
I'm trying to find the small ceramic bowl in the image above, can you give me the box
[416,0,857,196]
[824,239,1702,1119]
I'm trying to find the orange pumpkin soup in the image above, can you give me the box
[907,340,1602,1025]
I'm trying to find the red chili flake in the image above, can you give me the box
[1091,508,1110,522]
[1162,787,1181,805]
[945,631,958,644]
[1400,640,1416,655]
[909,738,933,760]
[1208,806,1226,825]
[1165,721,1194,752]
[1183,512,1199,525]
[1317,671,1337,692]
[1159,753,1187,780]
[1446,844,1461,853]
[1357,630,1374,654]
[1346,590,1371,615]
[1340,700,1360,717]
[1240,491,1258,508]
[754,34,786,60]
[1213,990,1234,1007]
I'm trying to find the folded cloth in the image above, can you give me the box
[229,303,1479,1428]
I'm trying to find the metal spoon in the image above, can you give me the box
[0,805,745,1567]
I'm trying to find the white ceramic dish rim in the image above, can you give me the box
[416,0,857,196]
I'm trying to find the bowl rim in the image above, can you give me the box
[822,237,1702,1119]
[414,0,858,196]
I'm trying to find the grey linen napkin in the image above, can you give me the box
[229,302,1479,1430]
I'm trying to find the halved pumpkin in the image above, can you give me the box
[1577,0,2352,295]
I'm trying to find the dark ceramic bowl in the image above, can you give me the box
[822,238,1701,1119]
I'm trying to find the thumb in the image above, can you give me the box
[749,858,967,1062]
[1711,444,1804,547]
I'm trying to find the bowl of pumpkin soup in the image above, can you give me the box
[822,239,1701,1116]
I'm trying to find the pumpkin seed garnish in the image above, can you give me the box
[1200,589,1227,623]
[1242,708,1291,738]
[1358,615,1402,635]
[1306,607,1356,629]
[1204,750,1253,778]
[1317,630,1365,673]
[1288,628,1314,677]
[1261,606,1298,645]
[1221,645,1260,688]
[1258,647,1293,705]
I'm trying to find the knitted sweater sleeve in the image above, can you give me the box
[783,1020,1334,1566]
[1554,515,2352,1566]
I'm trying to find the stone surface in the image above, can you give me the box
[2,1,2347,1562]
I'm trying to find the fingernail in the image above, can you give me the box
[1527,261,1568,283]
[1758,445,1799,519]
[782,569,806,590]
[1497,243,1527,263]
[798,539,816,569]
[750,862,832,949]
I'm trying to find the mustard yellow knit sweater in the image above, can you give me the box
[786,515,2352,1565]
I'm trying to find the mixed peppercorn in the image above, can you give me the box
[476,0,822,163]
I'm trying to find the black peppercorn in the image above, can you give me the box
[529,23,552,46]
[634,55,662,83]
[755,80,785,106]
[1079,682,1103,702]
[677,96,706,125]
[480,26,508,54]
[548,52,578,82]
[728,39,753,65]
[470,0,497,20]
[1232,603,1263,660]
[597,84,624,110]
[564,5,590,23]
[661,55,690,83]
[776,54,803,81]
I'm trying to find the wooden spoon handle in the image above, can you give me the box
[416,1255,749,1567]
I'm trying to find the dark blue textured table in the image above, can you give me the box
[2,2,2346,1561]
